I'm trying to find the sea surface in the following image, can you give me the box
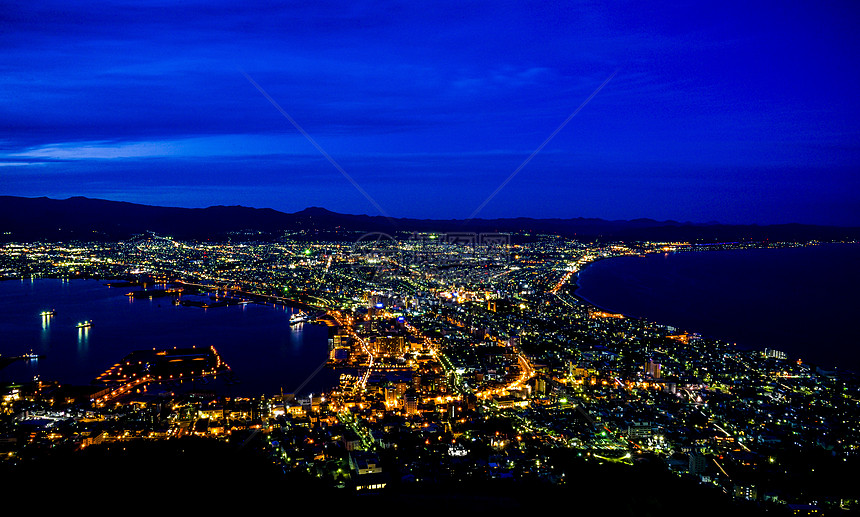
[0,279,336,396]
[575,243,860,372]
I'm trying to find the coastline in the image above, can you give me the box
[569,243,860,372]
[0,278,335,396]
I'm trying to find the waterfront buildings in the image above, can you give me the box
[1,236,858,513]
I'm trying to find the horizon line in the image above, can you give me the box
[3,194,857,228]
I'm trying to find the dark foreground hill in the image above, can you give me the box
[1,437,770,517]
[1,195,857,242]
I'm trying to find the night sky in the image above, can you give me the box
[2,1,858,225]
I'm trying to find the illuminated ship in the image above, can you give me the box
[40,309,55,317]
[76,320,93,328]
[289,312,309,325]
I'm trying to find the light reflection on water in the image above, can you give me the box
[77,326,89,350]
[575,243,860,371]
[0,279,335,396]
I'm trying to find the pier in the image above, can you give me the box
[92,346,230,407]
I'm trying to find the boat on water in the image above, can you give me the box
[76,320,93,328]
[289,312,309,325]
[40,309,55,317]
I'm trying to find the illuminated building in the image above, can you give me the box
[404,390,418,415]
[765,348,788,360]
[349,451,387,491]
[645,359,661,379]
[688,452,708,475]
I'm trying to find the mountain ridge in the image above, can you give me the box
[1,195,857,242]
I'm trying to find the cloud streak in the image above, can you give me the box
[1,0,858,224]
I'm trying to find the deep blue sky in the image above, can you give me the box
[2,1,858,224]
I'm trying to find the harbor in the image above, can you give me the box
[0,279,336,397]
[92,345,231,406]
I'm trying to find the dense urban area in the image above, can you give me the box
[1,231,858,514]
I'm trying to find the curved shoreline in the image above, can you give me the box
[569,243,859,371]
[0,278,335,396]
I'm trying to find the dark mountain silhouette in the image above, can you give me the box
[1,196,857,242]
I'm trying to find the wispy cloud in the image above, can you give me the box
[1,0,858,224]
[6,134,312,160]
